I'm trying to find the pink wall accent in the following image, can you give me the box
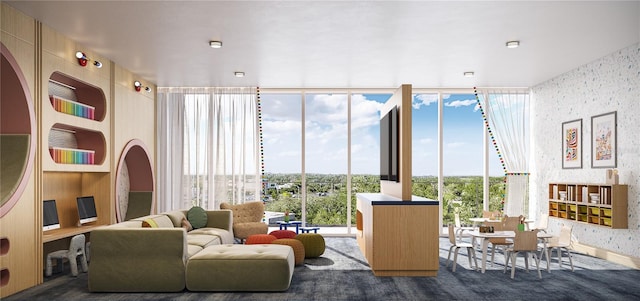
[0,43,36,218]
[115,139,154,222]
[49,72,106,121]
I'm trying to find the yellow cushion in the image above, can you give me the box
[142,218,159,228]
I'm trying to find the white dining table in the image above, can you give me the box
[468,217,535,229]
[469,230,552,273]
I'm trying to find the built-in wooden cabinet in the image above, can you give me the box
[548,183,627,229]
[41,72,111,242]
[356,193,439,276]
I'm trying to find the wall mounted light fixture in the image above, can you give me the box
[76,51,102,68]
[463,71,475,77]
[234,71,245,78]
[134,81,152,93]
[209,40,223,48]
[76,51,88,66]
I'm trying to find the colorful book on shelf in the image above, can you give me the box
[49,95,95,120]
[49,147,95,164]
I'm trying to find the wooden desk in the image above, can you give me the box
[43,225,100,243]
[356,193,439,276]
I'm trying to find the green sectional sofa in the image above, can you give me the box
[88,209,234,292]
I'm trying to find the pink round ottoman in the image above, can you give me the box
[269,230,297,239]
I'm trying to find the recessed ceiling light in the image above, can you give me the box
[234,71,245,78]
[463,71,474,77]
[506,40,520,48]
[209,40,222,48]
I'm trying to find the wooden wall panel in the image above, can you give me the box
[0,4,38,298]
[380,84,412,200]
[113,65,156,215]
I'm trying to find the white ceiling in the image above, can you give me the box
[5,1,640,89]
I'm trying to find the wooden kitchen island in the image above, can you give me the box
[356,193,440,276]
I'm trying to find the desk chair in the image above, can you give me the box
[45,234,88,277]
[504,230,542,279]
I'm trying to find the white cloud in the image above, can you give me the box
[445,99,477,108]
[417,138,434,145]
[412,94,438,109]
[446,142,466,148]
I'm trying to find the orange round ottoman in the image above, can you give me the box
[245,234,277,245]
[271,238,305,265]
[269,230,297,239]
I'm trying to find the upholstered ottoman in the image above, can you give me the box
[245,234,277,244]
[269,230,297,239]
[296,233,325,258]
[271,238,305,265]
[186,244,295,291]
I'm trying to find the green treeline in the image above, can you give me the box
[263,174,505,226]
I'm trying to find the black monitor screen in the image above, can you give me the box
[77,196,97,224]
[43,199,60,231]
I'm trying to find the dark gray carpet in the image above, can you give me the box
[5,237,640,301]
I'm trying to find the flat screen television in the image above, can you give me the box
[43,199,61,231]
[380,106,399,182]
[77,196,97,225]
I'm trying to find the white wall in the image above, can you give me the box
[530,43,640,257]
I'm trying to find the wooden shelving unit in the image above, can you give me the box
[548,183,627,229]
[42,72,111,240]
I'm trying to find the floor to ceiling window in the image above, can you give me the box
[261,93,303,221]
[303,93,349,228]
[260,89,511,233]
[441,93,485,225]
[411,93,439,201]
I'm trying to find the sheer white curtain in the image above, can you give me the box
[479,89,530,217]
[157,87,260,211]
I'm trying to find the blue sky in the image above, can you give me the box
[261,93,503,176]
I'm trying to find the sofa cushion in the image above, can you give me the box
[187,234,221,248]
[190,227,235,245]
[164,210,188,227]
[188,206,208,229]
[187,244,204,258]
[136,214,175,228]
[181,218,193,232]
[185,244,294,291]
[142,218,159,228]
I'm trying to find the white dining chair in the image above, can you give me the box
[454,213,474,243]
[541,224,574,271]
[446,224,478,272]
[504,230,542,279]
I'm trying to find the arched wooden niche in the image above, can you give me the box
[0,43,36,217]
[115,139,154,222]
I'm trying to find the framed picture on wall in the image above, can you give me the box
[591,111,617,168]
[562,119,582,169]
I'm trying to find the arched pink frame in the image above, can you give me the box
[115,139,154,222]
[0,43,36,218]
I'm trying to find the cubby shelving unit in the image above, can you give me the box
[548,183,628,229]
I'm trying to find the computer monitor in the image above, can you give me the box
[43,199,60,231]
[76,196,97,225]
